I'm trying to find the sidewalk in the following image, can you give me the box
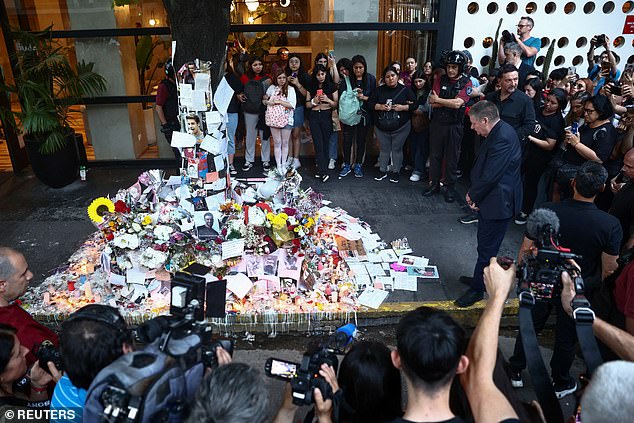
[0,161,526,327]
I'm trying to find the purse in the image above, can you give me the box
[265,90,290,128]
[376,87,406,132]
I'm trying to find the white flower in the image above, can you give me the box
[140,247,168,269]
[116,254,133,270]
[113,233,140,249]
[153,225,174,241]
[131,222,142,232]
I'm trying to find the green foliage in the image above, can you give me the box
[0,27,107,154]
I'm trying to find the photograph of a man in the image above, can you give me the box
[196,212,218,239]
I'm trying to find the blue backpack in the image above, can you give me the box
[338,75,362,126]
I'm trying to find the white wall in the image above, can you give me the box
[452,0,633,76]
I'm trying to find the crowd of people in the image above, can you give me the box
[2,245,634,423]
[2,15,634,423]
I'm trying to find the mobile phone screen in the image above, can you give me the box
[316,89,324,98]
[270,359,297,379]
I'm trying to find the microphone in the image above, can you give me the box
[526,208,560,242]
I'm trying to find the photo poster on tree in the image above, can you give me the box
[174,58,230,200]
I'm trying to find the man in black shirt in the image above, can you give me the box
[609,148,634,251]
[509,161,622,398]
[486,64,536,147]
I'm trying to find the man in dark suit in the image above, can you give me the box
[455,101,522,307]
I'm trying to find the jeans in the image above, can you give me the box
[341,121,369,165]
[375,121,411,173]
[409,127,429,175]
[309,110,333,174]
[329,131,339,161]
[244,112,270,163]
[226,113,238,155]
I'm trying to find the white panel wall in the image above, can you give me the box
[452,1,633,76]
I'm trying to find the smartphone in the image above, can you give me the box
[567,66,576,76]
[292,72,297,78]
[328,50,335,59]
[601,61,611,71]
[265,358,299,381]
[316,89,324,98]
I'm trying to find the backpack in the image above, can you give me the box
[243,78,266,114]
[338,75,362,126]
[83,341,204,423]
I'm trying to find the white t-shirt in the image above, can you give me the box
[266,85,296,126]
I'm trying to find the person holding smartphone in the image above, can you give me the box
[306,64,339,182]
[587,34,620,95]
[285,54,311,170]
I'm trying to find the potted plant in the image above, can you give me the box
[1,27,107,188]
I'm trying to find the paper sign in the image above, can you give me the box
[166,175,182,186]
[178,219,195,232]
[194,72,210,92]
[394,273,418,291]
[213,154,226,172]
[170,131,196,148]
[222,239,245,260]
[213,76,234,116]
[191,90,208,111]
[357,287,389,309]
[378,249,398,263]
[126,268,147,285]
[109,273,126,286]
[226,273,253,299]
[205,171,219,183]
[397,255,429,268]
[199,135,216,152]
[205,111,222,126]
[407,265,440,279]
[373,276,394,291]
[364,262,386,277]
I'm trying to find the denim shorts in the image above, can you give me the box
[293,105,305,128]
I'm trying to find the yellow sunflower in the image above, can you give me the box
[87,197,115,223]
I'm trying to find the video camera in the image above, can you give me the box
[135,271,233,369]
[34,340,64,375]
[501,30,514,44]
[517,209,582,300]
[265,324,356,406]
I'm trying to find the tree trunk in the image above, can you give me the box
[162,0,232,90]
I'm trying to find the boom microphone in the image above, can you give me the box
[526,208,560,242]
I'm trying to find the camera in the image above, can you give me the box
[595,34,607,46]
[501,30,514,44]
[265,324,356,405]
[517,209,582,300]
[35,340,63,374]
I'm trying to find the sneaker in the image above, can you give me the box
[339,163,352,178]
[510,371,524,389]
[353,164,363,178]
[263,161,270,172]
[459,213,479,225]
[328,159,336,170]
[554,379,577,399]
[514,212,528,225]
[242,161,253,172]
[322,174,330,183]
[374,172,388,181]
[443,187,456,203]
[293,158,301,169]
[389,172,399,183]
[409,172,421,182]
[229,164,238,176]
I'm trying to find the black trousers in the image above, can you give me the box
[341,121,369,165]
[428,121,463,187]
[522,157,549,215]
[509,300,578,385]
[309,109,333,174]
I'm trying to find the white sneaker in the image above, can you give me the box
[286,157,293,166]
[409,173,421,182]
[293,158,301,169]
[328,159,336,170]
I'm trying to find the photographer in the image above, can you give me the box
[587,35,620,96]
[497,17,541,67]
[50,305,134,415]
[509,162,622,397]
[0,324,60,420]
[273,340,402,423]
[187,363,268,423]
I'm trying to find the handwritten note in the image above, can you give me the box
[222,239,245,260]
[170,131,196,148]
[357,287,389,309]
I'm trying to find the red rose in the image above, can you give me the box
[114,200,129,213]
[105,232,114,241]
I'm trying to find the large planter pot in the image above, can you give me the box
[24,133,81,188]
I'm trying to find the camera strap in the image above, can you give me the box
[571,276,603,377]
[518,291,564,423]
